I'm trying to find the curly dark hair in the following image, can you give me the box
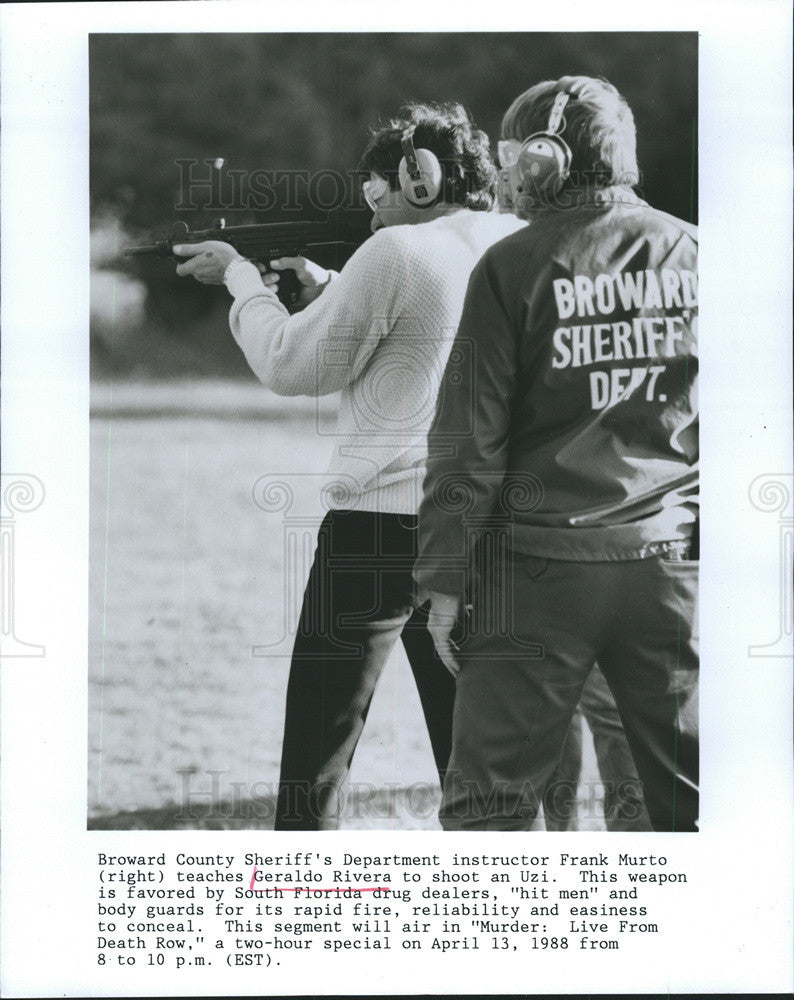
[357,102,497,211]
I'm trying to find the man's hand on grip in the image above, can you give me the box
[264,257,332,306]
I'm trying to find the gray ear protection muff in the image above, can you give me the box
[398,126,443,207]
[514,91,573,198]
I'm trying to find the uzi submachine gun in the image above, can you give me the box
[123,162,362,308]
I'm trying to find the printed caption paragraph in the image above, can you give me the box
[95,849,692,970]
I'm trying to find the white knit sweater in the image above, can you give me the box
[224,208,525,514]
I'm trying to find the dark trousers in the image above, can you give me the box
[441,551,699,832]
[544,665,652,831]
[275,509,455,830]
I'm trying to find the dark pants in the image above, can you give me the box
[544,665,652,831]
[275,509,455,830]
[441,551,699,832]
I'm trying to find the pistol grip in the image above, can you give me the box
[272,264,301,309]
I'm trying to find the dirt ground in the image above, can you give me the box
[88,381,606,831]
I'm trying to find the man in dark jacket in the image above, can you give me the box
[414,76,699,832]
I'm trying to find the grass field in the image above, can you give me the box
[88,380,604,831]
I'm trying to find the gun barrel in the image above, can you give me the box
[122,218,361,270]
[123,244,160,257]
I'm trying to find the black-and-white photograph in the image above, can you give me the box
[3,2,793,996]
[88,31,699,833]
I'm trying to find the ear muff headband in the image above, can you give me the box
[398,126,443,207]
[515,91,573,200]
[547,91,570,135]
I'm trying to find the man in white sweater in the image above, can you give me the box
[175,103,524,829]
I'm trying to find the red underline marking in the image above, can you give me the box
[273,887,390,893]
[248,866,391,893]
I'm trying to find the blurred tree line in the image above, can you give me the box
[90,32,697,380]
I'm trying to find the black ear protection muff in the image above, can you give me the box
[398,126,443,207]
[515,91,573,199]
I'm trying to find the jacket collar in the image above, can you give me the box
[531,185,647,216]
[578,185,646,207]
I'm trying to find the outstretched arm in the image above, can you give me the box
[176,230,406,397]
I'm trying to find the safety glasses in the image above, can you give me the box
[362,175,389,211]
